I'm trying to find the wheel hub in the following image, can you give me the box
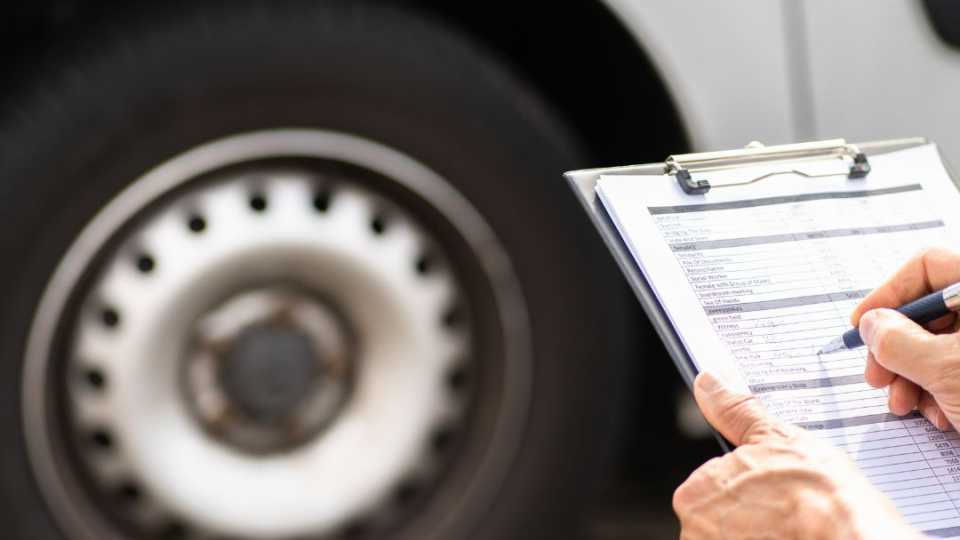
[224,326,320,420]
[186,288,355,454]
[224,325,319,421]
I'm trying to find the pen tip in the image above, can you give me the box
[817,338,845,355]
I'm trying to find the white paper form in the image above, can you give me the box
[597,144,960,538]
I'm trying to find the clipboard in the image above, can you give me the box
[564,137,941,397]
[568,138,960,531]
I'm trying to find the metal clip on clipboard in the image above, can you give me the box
[666,138,872,194]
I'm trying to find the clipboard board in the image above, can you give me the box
[568,138,960,531]
[564,136,943,414]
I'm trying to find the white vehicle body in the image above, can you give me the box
[606,1,960,163]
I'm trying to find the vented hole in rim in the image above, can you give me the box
[89,429,114,450]
[116,481,142,503]
[83,368,106,390]
[415,254,432,275]
[187,215,206,233]
[312,190,332,212]
[100,307,120,328]
[392,480,420,506]
[430,426,454,454]
[135,254,155,273]
[446,365,468,392]
[441,305,462,328]
[370,213,387,235]
[249,193,268,212]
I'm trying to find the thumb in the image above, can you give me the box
[860,308,960,390]
[693,372,785,446]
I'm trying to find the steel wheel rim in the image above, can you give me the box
[22,129,533,539]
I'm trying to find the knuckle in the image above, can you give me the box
[751,440,798,460]
[672,480,693,514]
[729,445,752,461]
[719,393,758,422]
[701,456,725,472]
[922,246,955,268]
[920,246,946,263]
[720,394,775,442]
[673,457,722,513]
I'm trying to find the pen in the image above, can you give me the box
[818,282,960,354]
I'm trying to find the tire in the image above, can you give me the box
[0,3,629,539]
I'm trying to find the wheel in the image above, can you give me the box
[0,3,629,539]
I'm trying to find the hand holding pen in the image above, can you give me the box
[828,248,960,431]
[818,281,960,354]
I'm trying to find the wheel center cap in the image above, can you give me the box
[184,287,354,454]
[221,325,321,421]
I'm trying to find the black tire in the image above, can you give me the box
[0,3,629,539]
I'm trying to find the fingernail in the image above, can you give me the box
[924,405,939,426]
[696,372,722,392]
[859,309,883,347]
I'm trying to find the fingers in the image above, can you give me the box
[864,352,895,388]
[860,308,960,391]
[918,391,939,427]
[693,372,793,446]
[851,248,960,326]
[919,392,951,431]
[887,376,920,416]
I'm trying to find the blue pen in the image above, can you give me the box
[818,282,960,354]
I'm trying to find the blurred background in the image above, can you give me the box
[0,1,957,539]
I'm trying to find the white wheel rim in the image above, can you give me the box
[23,129,532,540]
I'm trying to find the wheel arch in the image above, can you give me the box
[409,0,692,166]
